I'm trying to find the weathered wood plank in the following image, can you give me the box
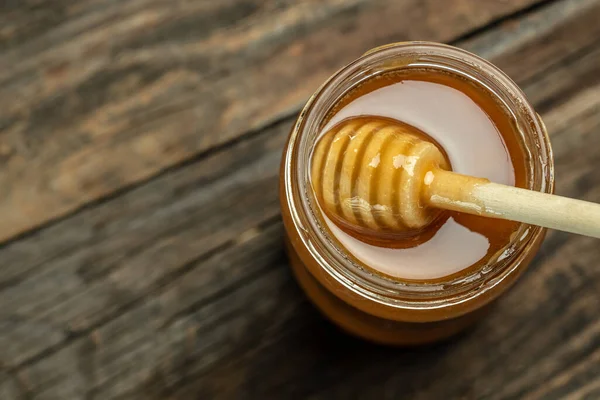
[2,8,599,400]
[0,372,21,400]
[0,117,288,367]
[18,222,302,399]
[0,0,545,242]
[0,0,262,54]
[460,0,600,84]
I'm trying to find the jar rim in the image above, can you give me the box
[283,41,554,312]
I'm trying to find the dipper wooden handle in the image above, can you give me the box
[311,116,600,239]
[426,169,600,238]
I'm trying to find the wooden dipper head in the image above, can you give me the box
[311,117,600,242]
[311,116,451,242]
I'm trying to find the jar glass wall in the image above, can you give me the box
[280,42,554,345]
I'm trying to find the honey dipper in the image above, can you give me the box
[311,116,600,239]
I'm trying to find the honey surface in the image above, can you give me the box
[311,67,528,281]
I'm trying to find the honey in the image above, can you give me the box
[310,68,529,280]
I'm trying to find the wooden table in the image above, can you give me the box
[0,0,599,398]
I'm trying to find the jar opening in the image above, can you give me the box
[283,42,554,310]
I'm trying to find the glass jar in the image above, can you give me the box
[280,42,554,345]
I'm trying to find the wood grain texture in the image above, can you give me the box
[1,0,600,399]
[0,0,543,242]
